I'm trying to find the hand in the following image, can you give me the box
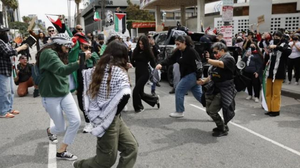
[84,50,92,60]
[205,52,210,60]
[127,63,133,68]
[155,64,162,70]
[269,45,277,49]
[197,79,206,85]
[254,72,258,78]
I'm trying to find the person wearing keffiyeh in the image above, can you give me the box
[73,41,138,168]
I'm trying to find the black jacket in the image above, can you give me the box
[160,46,199,78]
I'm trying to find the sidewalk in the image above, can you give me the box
[282,76,300,99]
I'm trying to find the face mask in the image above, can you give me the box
[99,41,104,45]
[0,32,9,43]
[251,47,256,52]
[292,38,298,41]
[273,39,280,45]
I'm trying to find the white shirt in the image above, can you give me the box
[288,41,300,59]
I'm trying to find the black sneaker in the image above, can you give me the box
[169,88,175,94]
[56,151,78,161]
[212,130,228,137]
[212,125,229,132]
[47,128,58,143]
[156,95,160,109]
[33,89,40,98]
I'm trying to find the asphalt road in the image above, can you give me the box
[1,68,300,168]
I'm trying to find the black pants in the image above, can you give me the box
[244,71,261,98]
[287,57,300,82]
[132,72,158,111]
[77,69,90,123]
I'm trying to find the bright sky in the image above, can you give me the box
[18,0,80,28]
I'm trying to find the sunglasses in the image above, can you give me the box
[77,28,83,31]
[83,46,93,50]
[48,30,54,32]
[213,51,219,55]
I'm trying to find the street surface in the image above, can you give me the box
[1,48,300,168]
[1,67,300,168]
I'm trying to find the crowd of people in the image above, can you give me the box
[0,13,300,167]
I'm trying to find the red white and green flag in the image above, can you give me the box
[94,11,101,21]
[114,13,126,34]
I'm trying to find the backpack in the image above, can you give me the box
[31,64,42,85]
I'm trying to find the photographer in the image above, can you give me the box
[197,42,236,137]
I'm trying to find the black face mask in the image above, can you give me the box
[251,47,256,52]
[292,38,298,41]
[0,32,9,43]
[273,39,280,45]
[99,41,104,45]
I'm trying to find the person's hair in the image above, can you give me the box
[211,42,228,52]
[273,31,283,38]
[36,43,68,67]
[39,32,45,38]
[106,35,119,45]
[132,35,154,60]
[175,35,193,47]
[252,42,263,57]
[88,41,129,99]
[47,26,54,30]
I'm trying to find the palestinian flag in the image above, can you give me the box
[94,11,101,21]
[46,15,64,33]
[114,13,126,34]
[261,65,269,112]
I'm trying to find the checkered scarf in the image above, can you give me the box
[82,64,131,137]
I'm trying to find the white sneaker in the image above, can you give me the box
[246,96,252,100]
[169,112,184,118]
[295,82,299,85]
[254,97,259,103]
[83,123,93,133]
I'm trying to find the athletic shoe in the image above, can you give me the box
[56,151,77,161]
[83,123,93,133]
[245,96,252,100]
[135,108,145,113]
[47,128,58,143]
[169,112,184,118]
[254,97,259,103]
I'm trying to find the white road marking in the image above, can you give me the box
[190,104,300,157]
[48,119,57,168]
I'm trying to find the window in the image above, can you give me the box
[166,12,174,20]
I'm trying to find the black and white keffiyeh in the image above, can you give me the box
[82,64,131,137]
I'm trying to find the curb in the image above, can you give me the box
[281,89,300,99]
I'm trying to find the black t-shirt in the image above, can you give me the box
[17,63,32,83]
[209,53,235,83]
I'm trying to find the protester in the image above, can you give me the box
[156,35,202,118]
[242,42,263,102]
[14,55,39,97]
[148,35,161,95]
[131,35,160,112]
[37,33,91,160]
[73,41,138,168]
[265,31,292,117]
[197,42,236,137]
[45,26,56,43]
[259,32,272,70]
[287,34,300,85]
[93,33,104,56]
[76,37,100,133]
[100,34,120,56]
[29,30,47,51]
[0,24,28,118]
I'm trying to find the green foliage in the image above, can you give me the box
[126,0,155,21]
[22,16,31,24]
[1,0,18,9]
[9,21,29,37]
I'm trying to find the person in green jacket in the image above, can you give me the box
[37,33,91,161]
[76,36,100,133]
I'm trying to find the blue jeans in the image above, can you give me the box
[0,74,14,116]
[42,93,81,145]
[175,73,202,112]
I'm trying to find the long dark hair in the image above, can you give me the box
[175,35,194,47]
[132,35,154,60]
[36,43,68,67]
[88,41,129,99]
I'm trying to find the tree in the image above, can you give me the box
[9,21,29,37]
[75,0,81,25]
[1,0,19,26]
[126,0,155,21]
